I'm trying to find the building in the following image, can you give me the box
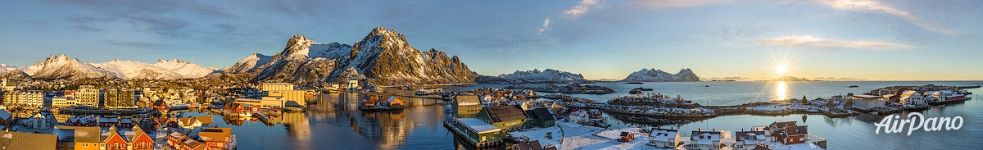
[128,125,155,150]
[167,132,189,149]
[448,118,504,144]
[234,97,285,108]
[3,90,44,108]
[733,130,768,150]
[455,95,482,118]
[648,128,681,148]
[53,126,102,150]
[199,128,234,149]
[261,83,307,106]
[0,79,16,92]
[477,105,529,131]
[767,121,808,145]
[849,95,885,111]
[899,90,926,107]
[0,131,58,150]
[684,130,733,150]
[53,96,77,108]
[525,107,556,128]
[105,88,138,109]
[102,126,129,150]
[75,85,100,107]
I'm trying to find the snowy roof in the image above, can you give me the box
[650,128,678,141]
[458,118,499,133]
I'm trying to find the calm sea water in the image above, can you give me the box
[184,81,982,150]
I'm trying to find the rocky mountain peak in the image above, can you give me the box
[281,34,316,60]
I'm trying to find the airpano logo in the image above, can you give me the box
[874,112,963,136]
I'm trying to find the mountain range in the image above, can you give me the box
[476,69,586,84]
[622,68,701,82]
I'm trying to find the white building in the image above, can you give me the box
[732,130,769,150]
[683,130,733,150]
[899,90,926,107]
[850,95,886,111]
[648,128,681,148]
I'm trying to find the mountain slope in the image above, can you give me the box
[622,68,700,82]
[94,59,216,80]
[250,34,351,84]
[24,54,122,80]
[224,52,272,74]
[485,69,586,84]
[0,64,29,79]
[330,27,475,86]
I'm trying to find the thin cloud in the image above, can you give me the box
[816,0,956,35]
[758,35,912,49]
[631,0,733,8]
[537,18,551,34]
[565,0,600,18]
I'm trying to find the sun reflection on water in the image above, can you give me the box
[773,81,789,101]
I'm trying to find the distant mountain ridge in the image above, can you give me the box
[477,69,586,84]
[622,68,700,82]
[14,54,217,80]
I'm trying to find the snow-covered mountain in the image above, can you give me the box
[622,68,700,82]
[485,69,586,84]
[0,64,29,79]
[248,34,351,84]
[93,59,216,80]
[224,52,272,74]
[329,27,475,85]
[24,54,122,80]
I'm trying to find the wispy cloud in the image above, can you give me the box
[537,18,551,34]
[631,0,733,8]
[565,0,600,18]
[815,0,956,35]
[757,35,912,49]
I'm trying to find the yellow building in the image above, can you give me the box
[1,79,16,92]
[477,105,529,131]
[54,126,101,150]
[105,88,137,109]
[75,85,100,107]
[455,95,482,118]
[3,90,44,108]
[52,96,77,108]
[261,83,306,106]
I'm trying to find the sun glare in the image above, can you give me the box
[776,64,788,75]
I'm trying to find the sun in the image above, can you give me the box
[776,64,788,75]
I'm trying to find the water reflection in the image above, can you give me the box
[174,92,449,150]
[773,81,789,100]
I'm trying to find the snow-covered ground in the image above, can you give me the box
[510,126,562,149]
[558,122,667,150]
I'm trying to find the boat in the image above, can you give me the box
[238,112,252,117]
[958,85,981,89]
[848,85,860,88]
[704,85,710,87]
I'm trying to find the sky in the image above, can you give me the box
[1,0,982,81]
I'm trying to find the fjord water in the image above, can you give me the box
[189,81,981,149]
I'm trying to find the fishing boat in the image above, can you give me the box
[848,85,860,88]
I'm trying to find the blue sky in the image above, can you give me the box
[1,0,981,80]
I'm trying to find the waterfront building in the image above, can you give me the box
[455,95,482,118]
[75,85,100,107]
[105,88,138,109]
[178,116,214,129]
[199,128,234,149]
[25,113,55,129]
[52,96,77,108]
[899,90,926,107]
[766,121,808,144]
[0,131,57,150]
[849,95,886,111]
[525,107,556,128]
[648,127,681,148]
[167,132,189,149]
[0,109,11,129]
[235,97,284,108]
[128,125,155,150]
[448,118,504,145]
[261,83,307,106]
[476,105,529,131]
[102,126,128,150]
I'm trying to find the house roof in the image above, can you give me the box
[458,118,499,133]
[527,108,555,121]
[769,121,796,129]
[54,126,101,143]
[199,128,232,142]
[103,126,127,143]
[456,95,481,106]
[0,132,57,150]
[485,105,528,122]
[786,126,808,135]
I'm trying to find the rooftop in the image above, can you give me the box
[458,118,499,133]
